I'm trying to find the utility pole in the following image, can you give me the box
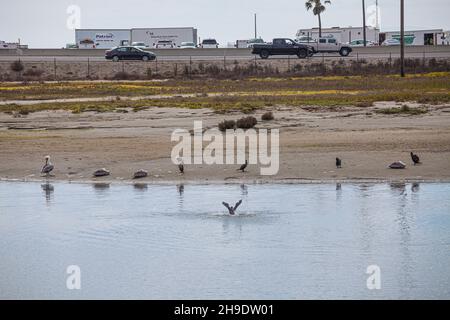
[254,13,257,39]
[400,0,405,77]
[362,0,367,46]
[376,0,379,30]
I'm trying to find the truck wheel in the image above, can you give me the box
[339,48,350,57]
[297,49,307,59]
[260,50,270,59]
[142,56,149,61]
[112,56,120,62]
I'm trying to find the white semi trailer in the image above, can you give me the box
[75,29,131,49]
[131,27,198,48]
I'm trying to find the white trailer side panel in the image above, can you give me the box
[75,30,131,49]
[131,28,197,48]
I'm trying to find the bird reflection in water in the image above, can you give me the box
[390,182,407,196]
[177,184,185,209]
[240,184,248,196]
[177,184,184,196]
[41,183,54,204]
[133,183,148,191]
[92,183,110,196]
[411,182,420,193]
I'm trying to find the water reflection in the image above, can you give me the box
[177,184,185,209]
[411,183,420,193]
[240,184,248,196]
[336,183,342,201]
[133,183,148,191]
[40,183,54,204]
[177,184,184,196]
[92,183,110,196]
[1,181,449,299]
[390,182,407,196]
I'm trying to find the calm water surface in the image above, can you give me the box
[0,182,449,299]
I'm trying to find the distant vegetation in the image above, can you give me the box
[376,105,428,115]
[0,72,448,115]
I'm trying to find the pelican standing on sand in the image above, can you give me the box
[133,169,148,179]
[93,168,110,177]
[222,200,243,216]
[41,155,54,176]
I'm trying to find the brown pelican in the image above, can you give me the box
[389,161,406,169]
[410,152,421,165]
[222,200,242,216]
[238,160,248,172]
[133,169,148,179]
[41,155,54,176]
[336,157,342,169]
[93,168,110,177]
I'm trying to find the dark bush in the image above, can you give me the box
[218,119,236,132]
[23,68,44,77]
[10,60,24,73]
[112,71,131,80]
[261,111,274,121]
[236,116,257,129]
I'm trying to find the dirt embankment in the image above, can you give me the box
[1,103,450,183]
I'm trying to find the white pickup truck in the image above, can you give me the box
[297,37,352,57]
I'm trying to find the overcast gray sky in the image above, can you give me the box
[1,0,449,47]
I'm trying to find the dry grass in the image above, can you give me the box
[0,72,448,114]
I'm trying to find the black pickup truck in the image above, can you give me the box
[251,38,314,59]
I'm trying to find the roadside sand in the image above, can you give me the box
[1,102,450,183]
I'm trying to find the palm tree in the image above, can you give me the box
[305,0,331,38]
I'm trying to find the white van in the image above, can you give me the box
[200,39,219,48]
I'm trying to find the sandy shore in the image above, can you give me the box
[1,102,450,183]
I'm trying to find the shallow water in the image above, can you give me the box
[0,182,449,299]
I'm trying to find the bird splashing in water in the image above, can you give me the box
[222,200,243,216]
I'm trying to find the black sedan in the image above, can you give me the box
[105,46,156,62]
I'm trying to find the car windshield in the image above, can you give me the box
[203,39,217,44]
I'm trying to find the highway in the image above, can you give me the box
[0,46,449,62]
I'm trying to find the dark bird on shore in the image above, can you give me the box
[93,168,110,177]
[41,155,54,176]
[222,200,243,216]
[238,160,248,172]
[133,169,148,179]
[336,157,342,169]
[177,157,184,174]
[410,152,421,165]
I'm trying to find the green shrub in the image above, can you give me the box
[218,119,236,132]
[236,116,257,129]
[261,111,274,121]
